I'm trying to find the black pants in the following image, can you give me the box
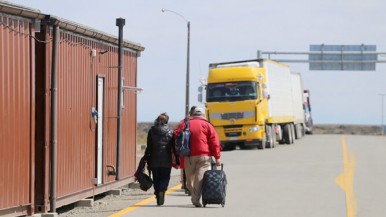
[183,169,187,189]
[151,167,172,195]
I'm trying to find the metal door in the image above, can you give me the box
[96,77,105,185]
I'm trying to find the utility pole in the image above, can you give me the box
[161,8,190,117]
[380,94,385,136]
[116,17,125,180]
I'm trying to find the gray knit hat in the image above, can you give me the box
[193,107,205,116]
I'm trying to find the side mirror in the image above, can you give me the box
[198,86,203,93]
[198,93,203,103]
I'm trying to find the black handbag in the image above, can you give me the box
[135,157,153,191]
[137,172,153,191]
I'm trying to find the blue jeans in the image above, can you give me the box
[150,167,172,195]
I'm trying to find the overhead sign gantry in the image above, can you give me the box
[258,44,386,71]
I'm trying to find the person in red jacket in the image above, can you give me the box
[175,106,196,196]
[174,107,222,207]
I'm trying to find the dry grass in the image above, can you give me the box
[137,123,383,145]
[313,124,382,136]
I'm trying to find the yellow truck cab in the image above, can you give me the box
[204,59,306,150]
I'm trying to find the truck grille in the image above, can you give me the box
[224,125,242,137]
[221,112,243,120]
[225,132,242,137]
[210,111,254,121]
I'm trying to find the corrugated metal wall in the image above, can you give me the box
[52,30,138,199]
[55,31,96,196]
[0,15,34,215]
[1,3,141,214]
[121,52,138,178]
[103,46,119,185]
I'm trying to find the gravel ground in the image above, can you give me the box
[57,174,182,217]
[56,146,183,217]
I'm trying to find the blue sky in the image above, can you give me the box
[10,0,386,124]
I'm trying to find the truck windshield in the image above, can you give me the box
[206,81,257,102]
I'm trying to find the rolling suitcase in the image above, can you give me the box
[202,161,227,207]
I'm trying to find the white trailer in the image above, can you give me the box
[290,72,306,138]
[262,60,306,143]
[262,60,294,120]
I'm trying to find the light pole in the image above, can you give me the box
[380,94,386,136]
[161,8,190,117]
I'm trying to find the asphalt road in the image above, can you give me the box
[109,134,386,217]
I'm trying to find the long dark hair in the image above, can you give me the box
[154,112,169,125]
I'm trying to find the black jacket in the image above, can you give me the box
[144,124,179,168]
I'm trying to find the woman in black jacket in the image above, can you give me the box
[144,113,179,206]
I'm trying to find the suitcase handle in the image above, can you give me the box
[211,159,224,171]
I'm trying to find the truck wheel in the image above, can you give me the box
[289,124,295,144]
[295,124,302,139]
[257,139,265,149]
[265,125,275,148]
[271,126,276,148]
[283,124,291,144]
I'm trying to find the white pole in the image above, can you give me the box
[380,94,385,136]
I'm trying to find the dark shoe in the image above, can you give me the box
[185,189,191,196]
[193,202,202,207]
[156,194,160,206]
[158,192,165,205]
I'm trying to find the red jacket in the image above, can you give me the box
[174,117,221,159]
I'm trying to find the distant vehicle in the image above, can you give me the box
[303,90,313,134]
[199,59,306,150]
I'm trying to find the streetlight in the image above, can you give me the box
[161,8,190,117]
[380,94,386,136]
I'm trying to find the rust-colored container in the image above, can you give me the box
[44,30,141,208]
[34,19,144,212]
[0,14,35,217]
[0,2,144,216]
